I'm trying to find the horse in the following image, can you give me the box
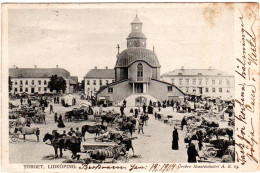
[205,127,234,141]
[88,144,127,162]
[43,133,64,158]
[43,132,81,159]
[101,113,119,126]
[201,117,219,127]
[121,121,134,136]
[81,125,107,141]
[14,126,40,142]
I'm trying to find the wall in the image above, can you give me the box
[161,75,235,99]
[97,80,132,103]
[148,80,184,101]
[84,78,114,96]
[11,78,70,94]
[128,61,152,82]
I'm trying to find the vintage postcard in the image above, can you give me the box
[1,2,259,172]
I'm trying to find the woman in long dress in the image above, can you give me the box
[172,127,179,150]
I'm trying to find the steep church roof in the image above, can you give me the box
[131,14,142,24]
[115,47,161,68]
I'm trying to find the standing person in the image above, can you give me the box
[58,114,63,122]
[61,130,67,137]
[20,97,23,105]
[54,97,57,104]
[138,117,144,134]
[99,104,103,115]
[144,113,149,126]
[54,113,58,123]
[75,127,82,138]
[181,116,187,130]
[143,103,147,113]
[120,105,124,117]
[187,143,199,163]
[123,99,127,108]
[134,108,138,118]
[68,128,75,136]
[172,127,179,150]
[49,104,54,114]
[57,96,59,104]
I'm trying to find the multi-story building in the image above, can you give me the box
[161,67,234,100]
[84,67,115,97]
[9,66,75,94]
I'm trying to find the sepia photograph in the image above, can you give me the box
[1,2,259,172]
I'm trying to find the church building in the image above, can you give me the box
[96,15,184,106]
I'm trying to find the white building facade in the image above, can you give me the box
[9,67,72,94]
[84,67,115,98]
[161,68,234,100]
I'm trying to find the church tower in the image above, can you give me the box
[126,15,147,48]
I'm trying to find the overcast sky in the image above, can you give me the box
[8,4,234,80]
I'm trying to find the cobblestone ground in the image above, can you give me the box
[9,95,190,163]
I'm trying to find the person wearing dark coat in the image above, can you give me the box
[143,103,147,113]
[57,119,65,128]
[172,128,179,150]
[181,116,187,130]
[58,114,62,122]
[54,113,58,123]
[187,143,199,163]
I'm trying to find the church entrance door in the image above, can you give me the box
[135,83,143,93]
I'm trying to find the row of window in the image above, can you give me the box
[178,87,230,93]
[172,78,230,86]
[86,79,114,86]
[85,86,114,93]
[178,73,223,76]
[14,80,48,86]
[14,87,48,92]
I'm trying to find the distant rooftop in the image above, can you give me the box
[9,67,70,78]
[161,68,233,77]
[84,69,115,79]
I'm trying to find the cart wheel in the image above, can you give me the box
[11,134,19,143]
[205,147,217,158]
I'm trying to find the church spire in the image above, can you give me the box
[127,14,147,48]
[131,14,142,24]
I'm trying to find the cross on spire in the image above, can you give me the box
[116,44,120,54]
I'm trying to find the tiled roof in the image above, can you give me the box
[9,68,70,78]
[70,76,78,83]
[115,47,161,68]
[161,69,233,77]
[84,69,115,79]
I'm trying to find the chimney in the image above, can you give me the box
[181,66,184,70]
[95,66,97,69]
[209,66,212,70]
[56,65,59,68]
[153,45,155,53]
[105,66,108,69]
[13,65,16,68]
[34,65,37,68]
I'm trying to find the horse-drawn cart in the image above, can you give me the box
[82,143,117,152]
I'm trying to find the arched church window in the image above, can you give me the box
[137,63,143,81]
[137,63,143,77]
